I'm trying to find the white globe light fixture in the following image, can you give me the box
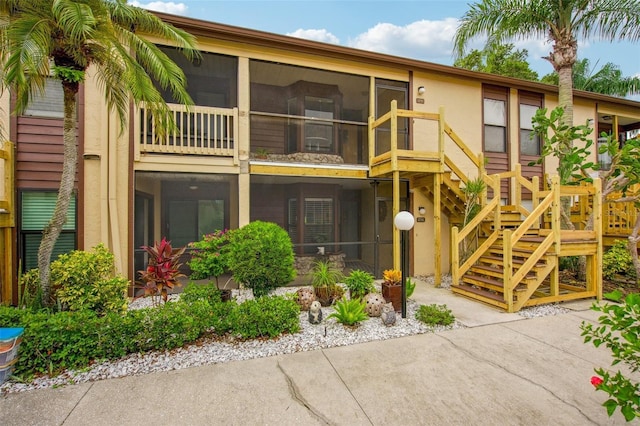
[394,211,414,318]
[394,211,415,231]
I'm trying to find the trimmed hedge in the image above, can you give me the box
[0,293,299,379]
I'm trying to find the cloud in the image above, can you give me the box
[348,18,460,63]
[129,1,188,15]
[287,29,340,45]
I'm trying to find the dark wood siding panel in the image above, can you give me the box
[483,85,510,201]
[16,116,79,190]
[485,152,510,199]
[250,183,286,227]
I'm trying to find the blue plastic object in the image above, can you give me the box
[0,328,24,341]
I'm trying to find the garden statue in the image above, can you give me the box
[364,293,386,317]
[381,302,396,326]
[296,287,316,311]
[308,301,323,324]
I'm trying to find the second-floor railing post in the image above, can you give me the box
[438,106,445,169]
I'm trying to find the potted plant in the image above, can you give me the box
[344,269,375,300]
[309,259,344,306]
[381,269,402,312]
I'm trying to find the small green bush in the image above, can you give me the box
[181,282,224,306]
[344,269,374,299]
[187,229,231,283]
[328,297,368,326]
[603,240,636,280]
[405,277,416,299]
[581,290,640,421]
[227,296,300,339]
[37,244,129,315]
[415,304,455,326]
[227,221,296,297]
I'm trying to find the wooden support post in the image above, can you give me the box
[390,100,398,171]
[531,176,540,229]
[551,176,561,296]
[434,172,442,286]
[503,229,514,312]
[438,106,445,170]
[593,178,603,300]
[393,170,400,270]
[515,163,522,208]
[451,226,459,286]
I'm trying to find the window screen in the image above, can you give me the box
[24,78,64,118]
[484,98,507,152]
[21,191,76,270]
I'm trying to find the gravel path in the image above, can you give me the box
[0,279,569,394]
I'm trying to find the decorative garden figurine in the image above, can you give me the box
[364,293,386,317]
[380,302,396,326]
[296,287,316,311]
[308,301,323,324]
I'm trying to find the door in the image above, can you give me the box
[375,80,408,156]
[134,192,154,275]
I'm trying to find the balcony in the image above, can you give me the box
[135,103,239,166]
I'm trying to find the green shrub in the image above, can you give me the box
[181,282,224,306]
[227,296,300,339]
[226,221,296,297]
[344,269,374,300]
[0,299,220,378]
[187,229,231,283]
[18,268,44,311]
[581,290,640,421]
[603,240,636,280]
[405,277,416,299]
[44,244,129,315]
[415,304,455,326]
[327,297,368,326]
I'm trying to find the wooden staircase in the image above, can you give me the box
[412,172,466,224]
[453,225,558,311]
[451,174,603,312]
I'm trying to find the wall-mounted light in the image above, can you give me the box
[417,86,426,95]
[418,206,426,215]
[602,115,612,121]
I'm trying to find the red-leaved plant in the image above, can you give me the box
[138,238,186,303]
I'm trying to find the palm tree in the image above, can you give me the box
[454,0,640,127]
[0,0,198,304]
[541,58,640,98]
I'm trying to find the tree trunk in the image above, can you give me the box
[37,81,79,305]
[628,215,640,284]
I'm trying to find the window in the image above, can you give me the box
[24,78,64,118]
[304,198,333,246]
[21,191,76,271]
[484,98,507,152]
[519,92,543,156]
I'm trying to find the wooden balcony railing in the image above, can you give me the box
[136,103,238,163]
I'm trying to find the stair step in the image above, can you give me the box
[479,255,547,268]
[452,283,507,303]
[469,264,537,280]
[461,274,506,292]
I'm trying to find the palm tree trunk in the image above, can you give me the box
[557,64,574,127]
[37,81,78,305]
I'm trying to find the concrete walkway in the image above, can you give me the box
[0,283,632,425]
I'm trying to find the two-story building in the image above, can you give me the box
[1,11,639,309]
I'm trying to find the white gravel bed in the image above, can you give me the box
[1,279,570,394]
[1,285,462,394]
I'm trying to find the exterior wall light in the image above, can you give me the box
[417,86,426,95]
[418,206,426,215]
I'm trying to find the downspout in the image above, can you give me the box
[107,109,123,273]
